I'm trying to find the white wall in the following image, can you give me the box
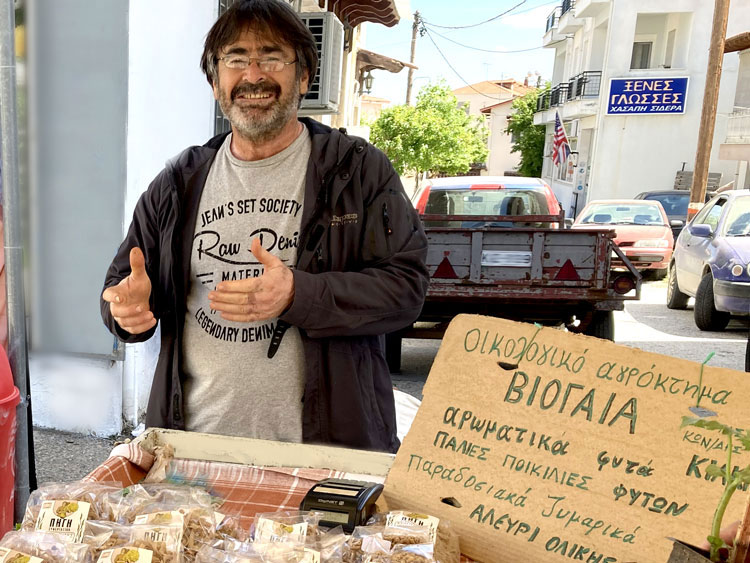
[123,0,218,428]
[486,104,521,175]
[126,0,217,220]
[587,0,747,200]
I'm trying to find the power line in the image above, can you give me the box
[421,0,527,30]
[424,25,550,53]
[421,27,510,101]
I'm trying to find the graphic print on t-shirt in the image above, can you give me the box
[181,129,310,440]
[190,197,302,344]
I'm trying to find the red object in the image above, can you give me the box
[554,259,581,281]
[553,111,571,166]
[0,345,19,535]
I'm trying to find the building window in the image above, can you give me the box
[630,42,652,70]
[631,12,692,70]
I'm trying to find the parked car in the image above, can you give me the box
[572,199,674,278]
[412,176,562,227]
[667,190,750,331]
[634,189,715,240]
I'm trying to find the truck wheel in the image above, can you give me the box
[694,274,730,331]
[385,332,403,373]
[584,311,615,341]
[666,264,689,310]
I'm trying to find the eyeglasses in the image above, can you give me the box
[218,54,298,73]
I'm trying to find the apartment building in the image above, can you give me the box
[534,0,750,218]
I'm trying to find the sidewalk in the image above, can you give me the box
[32,427,123,484]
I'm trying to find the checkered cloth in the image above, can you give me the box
[84,441,475,562]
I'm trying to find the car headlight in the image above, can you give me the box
[633,239,669,248]
[730,262,749,277]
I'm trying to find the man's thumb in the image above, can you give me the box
[251,238,280,267]
[129,247,147,279]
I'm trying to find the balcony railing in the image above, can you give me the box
[561,0,575,16]
[536,91,551,112]
[545,6,561,32]
[726,108,750,142]
[550,83,569,107]
[566,71,602,100]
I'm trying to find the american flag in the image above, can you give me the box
[552,111,571,166]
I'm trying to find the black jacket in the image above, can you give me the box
[101,118,429,452]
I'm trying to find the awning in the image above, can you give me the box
[725,32,750,53]
[318,0,409,28]
[356,48,417,74]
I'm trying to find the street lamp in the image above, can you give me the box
[359,70,374,95]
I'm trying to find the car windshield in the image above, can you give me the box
[642,194,688,217]
[723,196,750,237]
[578,203,666,226]
[424,187,551,216]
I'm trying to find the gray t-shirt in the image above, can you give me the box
[182,128,310,440]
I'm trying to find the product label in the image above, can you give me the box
[133,511,185,547]
[0,547,44,563]
[96,547,153,563]
[386,511,440,544]
[254,517,308,544]
[35,499,90,542]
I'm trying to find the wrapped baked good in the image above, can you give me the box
[0,530,91,563]
[108,483,214,524]
[194,545,263,562]
[369,512,459,563]
[21,481,122,541]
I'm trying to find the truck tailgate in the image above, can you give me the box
[425,228,611,289]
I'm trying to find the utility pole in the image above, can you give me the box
[405,11,419,106]
[0,0,35,521]
[689,0,730,217]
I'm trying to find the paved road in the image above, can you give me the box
[391,279,749,399]
[31,279,749,484]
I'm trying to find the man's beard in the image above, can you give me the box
[218,79,300,144]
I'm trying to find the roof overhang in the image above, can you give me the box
[319,0,410,28]
[725,32,750,53]
[356,48,417,74]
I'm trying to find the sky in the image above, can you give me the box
[363,0,558,104]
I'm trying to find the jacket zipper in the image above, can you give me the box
[168,166,184,424]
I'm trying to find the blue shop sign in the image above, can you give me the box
[607,77,689,115]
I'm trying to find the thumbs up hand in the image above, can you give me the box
[208,238,295,322]
[102,247,156,335]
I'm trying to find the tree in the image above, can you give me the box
[506,87,547,177]
[370,81,488,184]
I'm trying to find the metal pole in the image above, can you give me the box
[0,0,35,522]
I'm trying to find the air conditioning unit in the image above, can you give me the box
[299,12,344,114]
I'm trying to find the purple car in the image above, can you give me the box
[667,190,750,330]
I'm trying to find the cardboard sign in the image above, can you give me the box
[384,314,750,563]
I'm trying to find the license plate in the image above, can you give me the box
[481,251,532,267]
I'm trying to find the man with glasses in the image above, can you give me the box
[100,0,428,452]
